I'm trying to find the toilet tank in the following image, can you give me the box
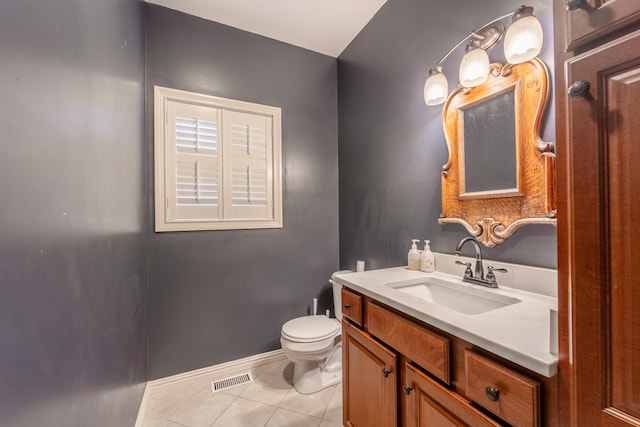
[331,271,351,321]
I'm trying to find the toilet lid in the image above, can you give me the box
[281,316,340,343]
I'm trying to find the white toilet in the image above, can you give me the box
[280,274,345,394]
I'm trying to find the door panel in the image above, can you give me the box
[343,320,397,427]
[565,28,640,426]
[607,63,640,422]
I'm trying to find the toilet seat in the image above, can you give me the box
[281,316,340,343]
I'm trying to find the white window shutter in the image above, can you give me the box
[222,110,273,220]
[154,86,282,231]
[166,101,221,222]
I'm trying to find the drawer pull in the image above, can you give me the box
[485,386,500,401]
[566,0,586,10]
[343,303,351,310]
[382,368,391,377]
[403,385,413,395]
[568,80,591,98]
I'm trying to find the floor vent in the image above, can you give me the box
[211,372,253,393]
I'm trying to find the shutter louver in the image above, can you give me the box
[175,117,218,156]
[175,159,218,206]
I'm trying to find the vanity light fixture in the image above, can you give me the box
[423,5,543,106]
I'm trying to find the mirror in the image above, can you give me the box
[439,58,556,247]
[461,89,517,195]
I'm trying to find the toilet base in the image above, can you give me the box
[291,344,342,395]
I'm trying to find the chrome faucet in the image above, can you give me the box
[454,237,507,288]
[455,237,484,280]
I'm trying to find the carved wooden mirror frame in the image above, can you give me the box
[439,57,556,247]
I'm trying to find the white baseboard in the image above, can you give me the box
[135,349,286,426]
[134,382,150,427]
[148,349,287,389]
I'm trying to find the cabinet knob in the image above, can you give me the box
[568,80,591,98]
[485,386,500,401]
[343,303,351,310]
[403,385,413,395]
[566,0,586,10]
[382,368,391,377]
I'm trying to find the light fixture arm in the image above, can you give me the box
[433,11,514,66]
[434,33,473,66]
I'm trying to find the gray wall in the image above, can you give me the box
[0,0,146,426]
[338,0,557,271]
[145,5,340,379]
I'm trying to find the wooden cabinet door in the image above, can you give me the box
[563,0,640,51]
[563,28,640,427]
[402,363,501,427]
[343,320,398,427]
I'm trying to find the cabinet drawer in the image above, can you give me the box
[404,362,502,427]
[341,288,363,326]
[465,351,540,427]
[367,301,450,384]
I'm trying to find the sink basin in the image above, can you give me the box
[386,277,521,315]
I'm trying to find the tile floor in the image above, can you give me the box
[140,359,343,427]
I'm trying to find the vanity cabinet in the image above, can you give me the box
[341,288,557,427]
[555,1,640,426]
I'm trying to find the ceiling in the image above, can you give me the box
[144,0,387,57]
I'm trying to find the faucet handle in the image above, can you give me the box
[455,260,473,278]
[486,266,508,284]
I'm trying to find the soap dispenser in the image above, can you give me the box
[420,240,435,272]
[408,239,421,270]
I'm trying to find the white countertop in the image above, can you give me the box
[333,265,558,377]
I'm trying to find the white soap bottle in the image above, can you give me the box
[408,239,421,270]
[420,240,435,272]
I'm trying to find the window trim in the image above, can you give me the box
[154,86,283,232]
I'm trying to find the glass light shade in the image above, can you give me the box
[459,47,490,88]
[504,15,543,64]
[424,70,448,106]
